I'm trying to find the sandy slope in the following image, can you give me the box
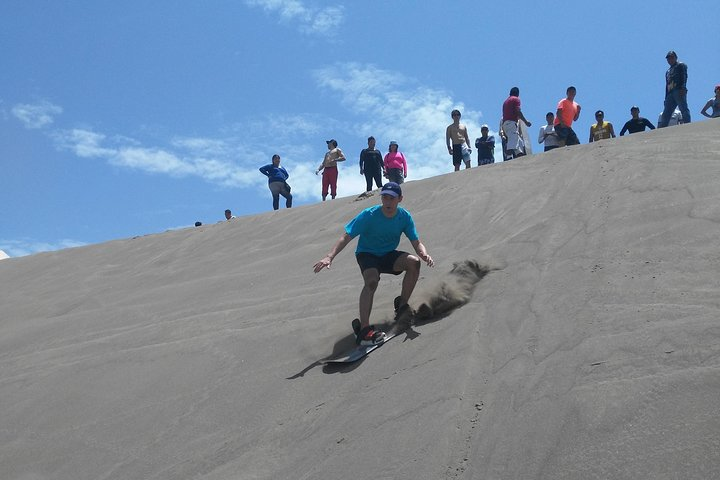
[1,120,719,479]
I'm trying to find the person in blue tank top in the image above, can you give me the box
[313,182,434,346]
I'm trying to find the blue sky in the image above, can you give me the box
[1,1,718,257]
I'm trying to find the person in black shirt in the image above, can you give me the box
[659,50,691,128]
[619,106,656,136]
[474,125,496,165]
[359,136,384,192]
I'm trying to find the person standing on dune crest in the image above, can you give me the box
[313,182,434,346]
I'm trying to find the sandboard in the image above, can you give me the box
[519,120,533,155]
[323,332,398,364]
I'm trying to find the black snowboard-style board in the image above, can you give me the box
[323,331,399,364]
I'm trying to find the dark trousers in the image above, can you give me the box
[269,181,292,210]
[363,168,383,191]
[659,89,691,127]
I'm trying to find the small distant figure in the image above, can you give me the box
[538,112,560,152]
[554,86,582,146]
[312,182,434,346]
[316,139,346,201]
[194,221,202,227]
[359,136,384,192]
[474,125,496,166]
[619,106,656,135]
[446,109,472,171]
[383,141,408,185]
[700,84,720,118]
[501,87,532,159]
[259,154,292,210]
[224,209,237,220]
[589,110,616,142]
[659,50,691,128]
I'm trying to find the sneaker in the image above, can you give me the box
[394,296,414,323]
[351,318,361,336]
[356,325,386,346]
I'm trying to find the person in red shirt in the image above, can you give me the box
[554,86,582,146]
[501,87,532,159]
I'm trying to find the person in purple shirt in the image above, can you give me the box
[313,182,434,345]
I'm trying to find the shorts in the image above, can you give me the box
[452,144,464,167]
[461,145,472,164]
[356,250,406,275]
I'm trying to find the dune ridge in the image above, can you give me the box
[1,120,719,479]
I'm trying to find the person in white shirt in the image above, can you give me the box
[538,112,560,152]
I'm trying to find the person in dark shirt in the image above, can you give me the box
[659,50,691,128]
[259,154,292,210]
[359,136,384,192]
[619,106,656,136]
[474,125,496,165]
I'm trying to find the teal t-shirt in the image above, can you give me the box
[345,205,419,255]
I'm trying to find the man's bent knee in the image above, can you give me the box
[396,254,421,273]
[362,270,380,291]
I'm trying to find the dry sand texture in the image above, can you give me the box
[1,120,719,479]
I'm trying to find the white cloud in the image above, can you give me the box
[245,0,344,35]
[29,62,501,209]
[54,129,116,158]
[312,62,494,180]
[53,128,257,188]
[12,100,63,129]
[0,238,86,257]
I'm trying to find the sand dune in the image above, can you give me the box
[1,120,719,479]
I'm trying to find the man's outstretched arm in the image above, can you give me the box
[313,233,353,273]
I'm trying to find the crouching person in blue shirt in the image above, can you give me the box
[313,182,434,345]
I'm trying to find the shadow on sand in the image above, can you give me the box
[287,260,494,378]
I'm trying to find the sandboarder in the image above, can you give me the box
[313,182,434,345]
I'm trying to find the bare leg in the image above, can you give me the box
[393,253,421,307]
[359,268,380,329]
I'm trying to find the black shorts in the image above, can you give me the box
[452,144,464,166]
[356,251,406,275]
